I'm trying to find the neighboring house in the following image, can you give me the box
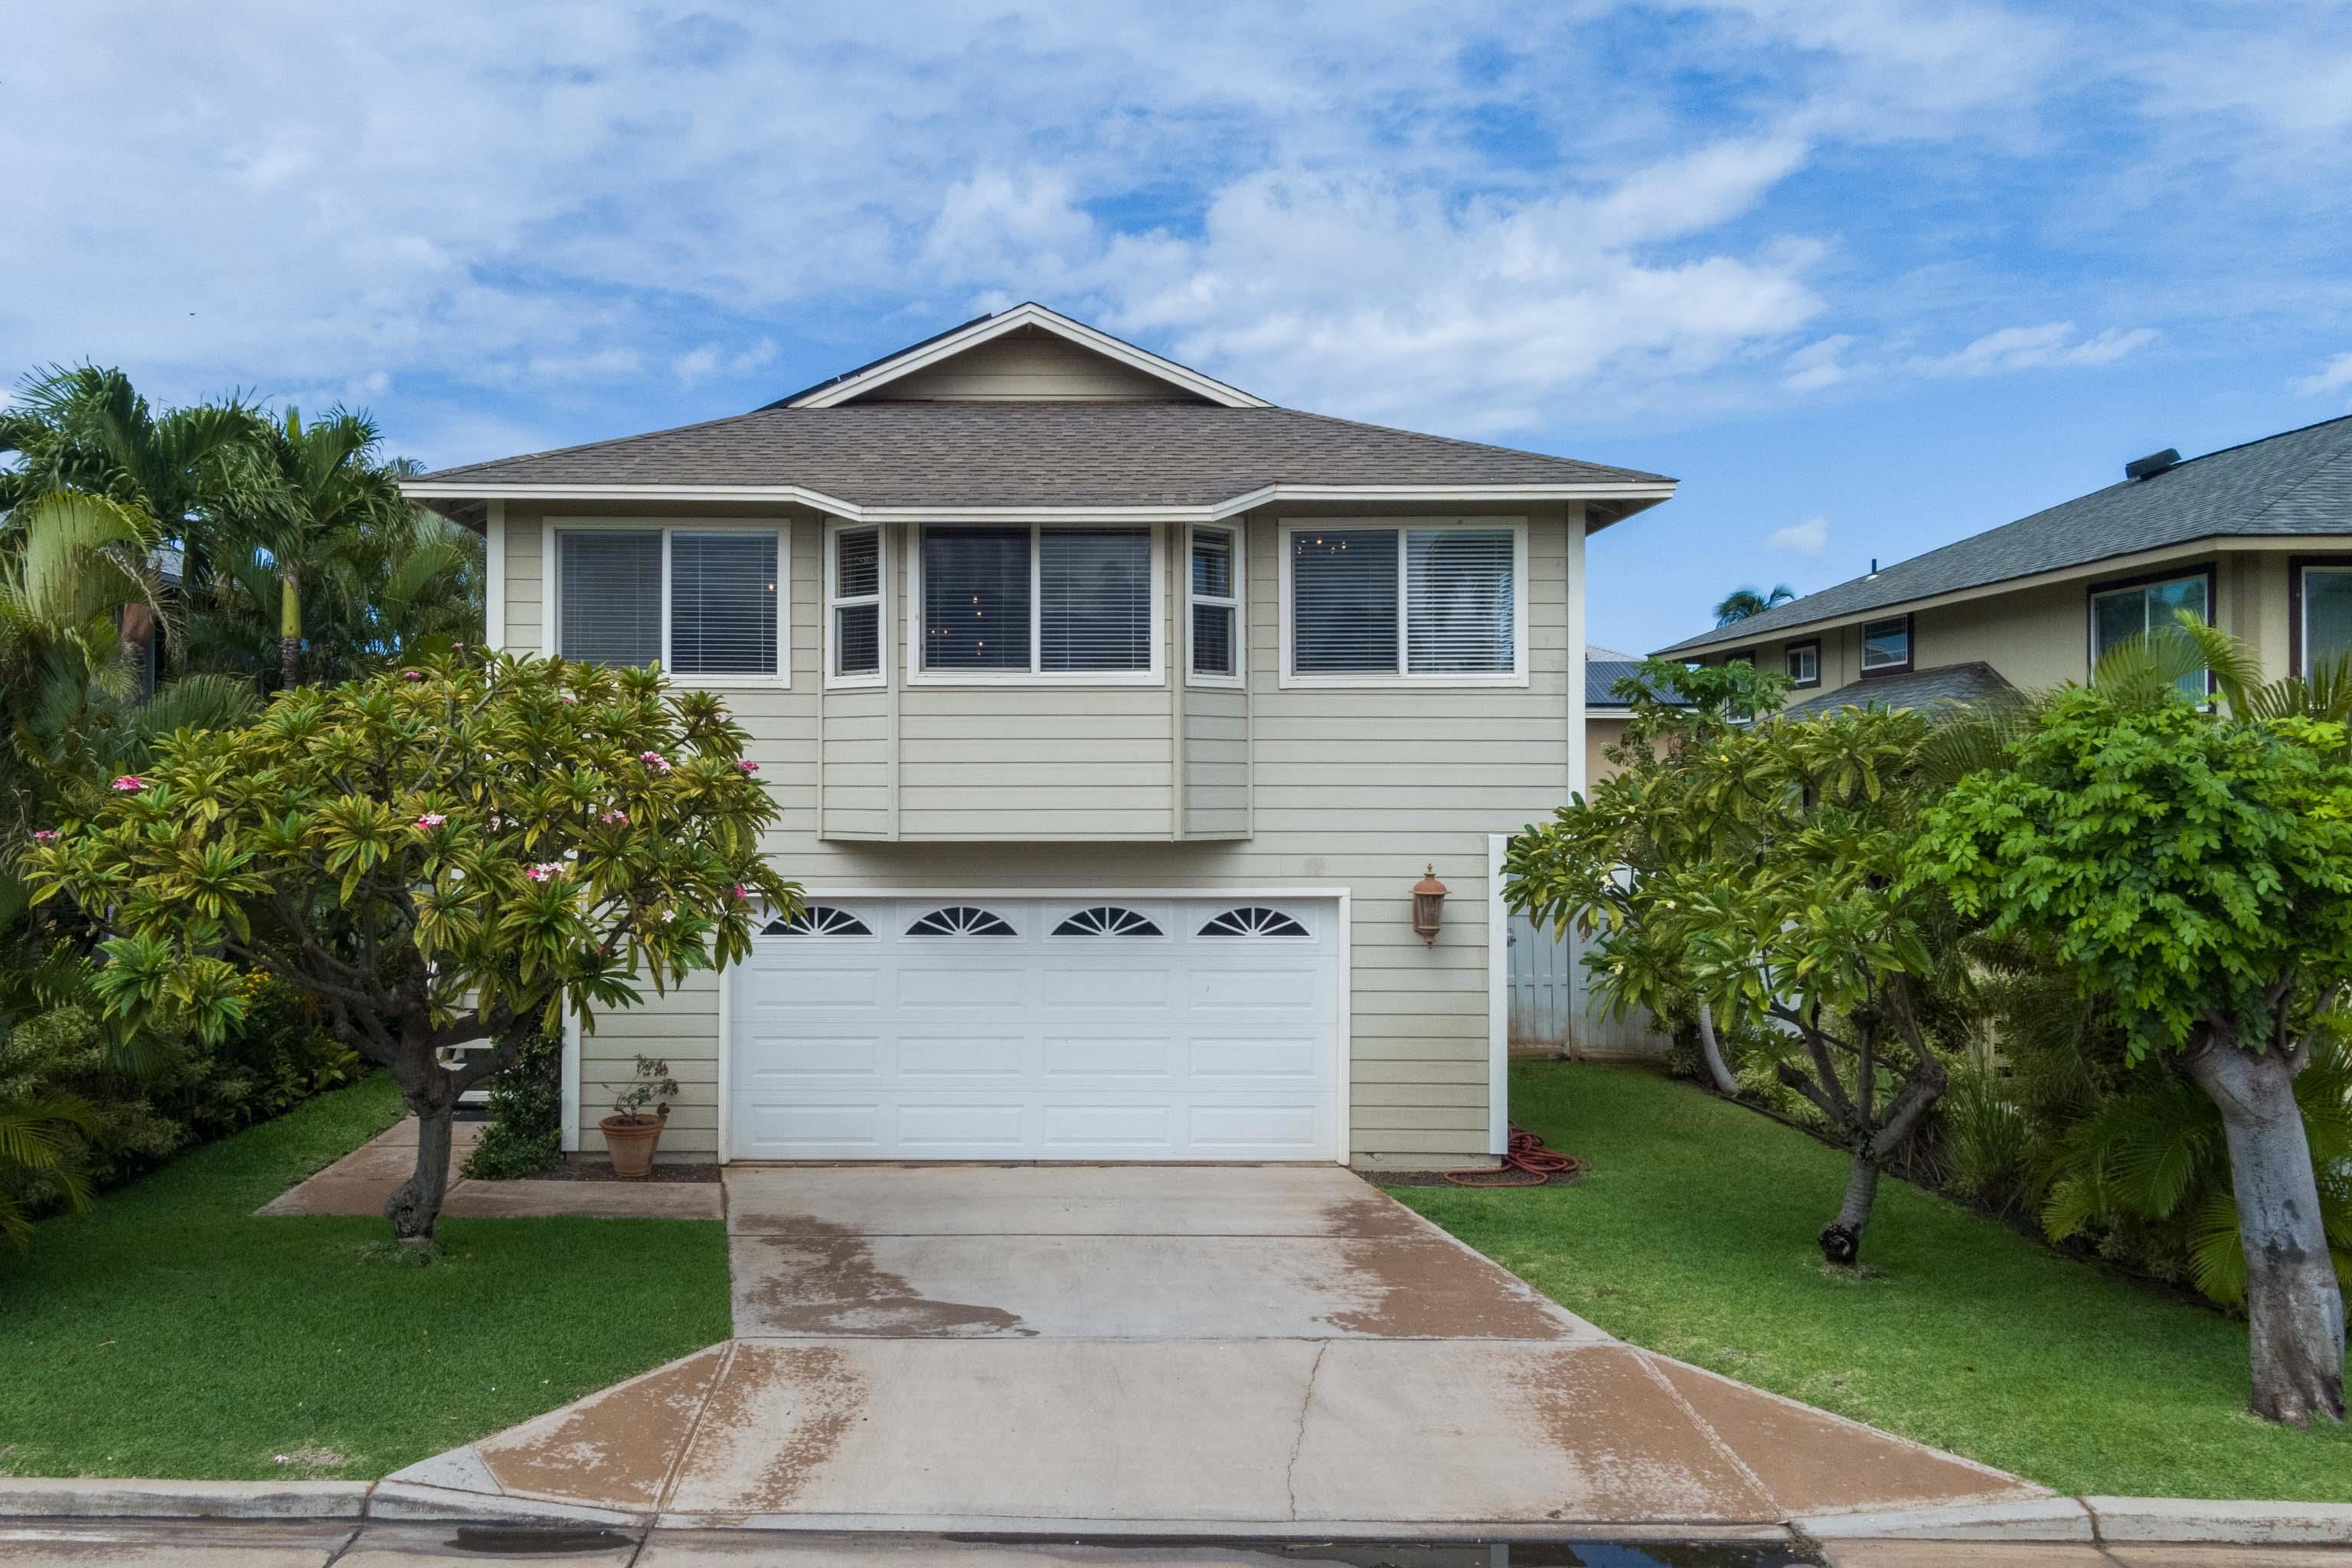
[404,303,1674,1169]
[1655,415,2352,716]
[1582,642,1690,782]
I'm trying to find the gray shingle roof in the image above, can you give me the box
[1779,662,2013,720]
[1660,414,2352,655]
[1586,649,1690,709]
[411,403,1671,509]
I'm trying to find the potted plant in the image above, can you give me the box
[598,1055,679,1178]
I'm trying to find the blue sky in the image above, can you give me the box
[8,2,2351,652]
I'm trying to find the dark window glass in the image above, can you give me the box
[1292,529,1398,672]
[560,531,663,667]
[923,528,1031,670]
[1040,528,1151,671]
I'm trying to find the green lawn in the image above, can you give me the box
[0,1073,732,1481]
[1390,1060,2352,1502]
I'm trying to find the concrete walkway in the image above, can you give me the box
[257,1117,722,1220]
[380,1164,2043,1534]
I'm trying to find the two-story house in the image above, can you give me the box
[1655,415,2352,718]
[405,304,1674,1169]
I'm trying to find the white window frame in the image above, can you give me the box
[543,518,790,688]
[1276,516,1530,688]
[1859,614,1912,675]
[1185,523,1245,688]
[824,520,888,690]
[906,522,1166,686]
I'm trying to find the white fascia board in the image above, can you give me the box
[399,479,1677,523]
[786,302,1271,410]
[1653,531,2346,658]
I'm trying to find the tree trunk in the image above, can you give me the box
[1693,1007,1741,1096]
[1819,1152,1878,1265]
[384,1077,459,1244]
[279,568,301,691]
[2181,1037,2347,1426]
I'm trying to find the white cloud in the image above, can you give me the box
[2292,352,2352,397]
[672,336,779,388]
[1769,515,1829,556]
[1782,335,1864,392]
[1910,322,2158,378]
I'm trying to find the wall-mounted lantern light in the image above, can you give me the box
[1411,864,1449,946]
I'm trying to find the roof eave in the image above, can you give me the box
[397,479,1678,524]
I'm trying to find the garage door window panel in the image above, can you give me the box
[1199,906,1310,938]
[906,905,1018,936]
[1051,905,1165,937]
[765,904,874,937]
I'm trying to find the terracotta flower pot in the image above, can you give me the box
[600,1113,665,1178]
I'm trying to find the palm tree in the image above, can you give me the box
[213,407,407,691]
[1713,583,1798,625]
[0,365,265,670]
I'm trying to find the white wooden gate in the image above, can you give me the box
[1504,909,1672,1058]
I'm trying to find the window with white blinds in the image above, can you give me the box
[1406,528,1515,674]
[1285,521,1523,682]
[671,532,778,675]
[916,524,1160,679]
[830,526,882,682]
[555,526,786,679]
[559,531,663,668]
[1189,525,1239,682]
[1040,528,1151,671]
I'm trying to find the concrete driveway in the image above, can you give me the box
[384,1164,2042,1534]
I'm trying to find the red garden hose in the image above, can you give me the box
[1443,1123,1588,1186]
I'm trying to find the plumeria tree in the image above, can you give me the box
[25,652,799,1241]
[1510,689,1969,1263]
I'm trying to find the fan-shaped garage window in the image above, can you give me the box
[1051,905,1163,937]
[763,904,872,937]
[907,905,1018,936]
[1198,906,1309,939]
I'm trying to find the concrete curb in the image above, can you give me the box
[2,1478,2347,1547]
[1794,1495,2352,1547]
[0,1478,372,1520]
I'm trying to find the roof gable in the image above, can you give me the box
[777,303,1268,410]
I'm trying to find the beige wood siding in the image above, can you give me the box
[506,502,1584,1166]
[861,325,1204,402]
[503,513,544,654]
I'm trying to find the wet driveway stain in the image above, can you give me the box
[478,1344,726,1507]
[681,1342,869,1511]
[737,1218,1036,1337]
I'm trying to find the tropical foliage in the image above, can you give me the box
[0,363,477,1246]
[1712,583,1797,625]
[1911,624,2352,1426]
[25,652,799,1240]
[1508,656,1971,1262]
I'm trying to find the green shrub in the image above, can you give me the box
[462,1031,563,1181]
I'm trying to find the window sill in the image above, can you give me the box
[1857,664,1913,680]
[823,673,888,691]
[1277,671,1529,690]
[905,670,1166,688]
[1185,671,1246,690]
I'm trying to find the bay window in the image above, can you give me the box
[1188,524,1240,683]
[916,524,1159,681]
[828,525,884,684]
[1282,519,1524,684]
[555,524,784,679]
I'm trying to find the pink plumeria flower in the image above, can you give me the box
[414,812,447,831]
[527,861,567,881]
[32,829,59,843]
[639,751,671,773]
[401,669,426,682]
[110,776,144,792]
[560,693,579,704]
[730,883,749,901]
[600,809,628,825]
[737,760,759,775]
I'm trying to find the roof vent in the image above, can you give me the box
[2125,448,2180,481]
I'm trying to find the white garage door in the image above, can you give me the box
[729,896,1342,1161]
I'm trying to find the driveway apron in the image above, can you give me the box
[385,1164,2044,1533]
